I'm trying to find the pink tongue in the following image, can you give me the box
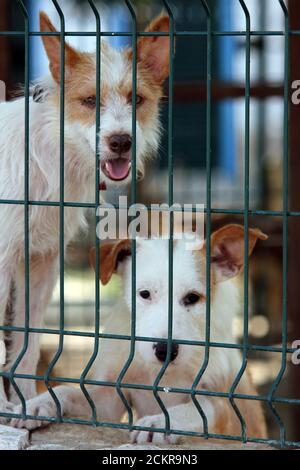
[106,158,130,180]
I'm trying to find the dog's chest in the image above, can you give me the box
[29,205,88,254]
[28,164,94,255]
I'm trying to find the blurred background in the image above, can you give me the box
[1,0,300,445]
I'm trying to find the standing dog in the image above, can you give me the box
[0,12,170,414]
[12,225,268,444]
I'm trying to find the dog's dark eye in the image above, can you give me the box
[81,96,97,109]
[182,292,202,307]
[139,290,151,300]
[128,94,144,106]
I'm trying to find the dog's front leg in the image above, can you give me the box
[132,399,215,445]
[0,260,14,420]
[7,254,59,404]
[11,384,127,431]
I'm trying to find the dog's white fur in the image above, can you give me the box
[0,12,170,414]
[11,226,267,443]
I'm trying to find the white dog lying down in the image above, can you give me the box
[12,224,268,444]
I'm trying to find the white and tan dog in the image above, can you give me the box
[0,12,170,414]
[12,225,268,444]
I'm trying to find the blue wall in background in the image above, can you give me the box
[218,0,236,178]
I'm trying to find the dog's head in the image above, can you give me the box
[97,225,268,370]
[40,12,171,187]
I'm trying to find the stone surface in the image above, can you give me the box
[28,423,276,451]
[28,444,73,450]
[114,444,163,451]
[0,421,278,450]
[0,424,29,450]
[29,423,129,451]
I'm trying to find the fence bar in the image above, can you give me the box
[151,0,175,436]
[114,0,138,428]
[42,0,66,422]
[1,368,300,407]
[0,400,299,449]
[1,197,300,218]
[3,30,300,38]
[77,0,102,424]
[8,0,31,416]
[228,0,251,442]
[267,0,290,448]
[190,0,212,438]
[288,0,300,442]
[0,323,297,354]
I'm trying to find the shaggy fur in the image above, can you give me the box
[0,12,170,414]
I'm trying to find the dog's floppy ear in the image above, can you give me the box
[40,11,81,83]
[90,240,131,286]
[210,224,268,282]
[137,13,172,84]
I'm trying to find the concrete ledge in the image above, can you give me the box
[27,423,276,451]
[0,424,29,450]
[0,422,279,450]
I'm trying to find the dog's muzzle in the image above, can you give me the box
[153,342,179,363]
[101,134,132,182]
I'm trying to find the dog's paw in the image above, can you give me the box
[10,395,57,431]
[131,414,180,445]
[0,398,15,424]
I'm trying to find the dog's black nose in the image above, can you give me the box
[153,342,179,363]
[108,134,132,155]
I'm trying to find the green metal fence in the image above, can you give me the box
[0,0,299,450]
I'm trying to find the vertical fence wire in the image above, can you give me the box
[152,0,175,436]
[267,0,289,448]
[78,0,102,425]
[228,0,251,442]
[190,0,212,438]
[9,0,31,416]
[43,0,66,422]
[114,0,138,429]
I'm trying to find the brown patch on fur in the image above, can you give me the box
[211,224,268,266]
[40,12,85,83]
[40,12,99,126]
[120,56,164,128]
[90,240,131,285]
[135,14,171,84]
[211,372,267,439]
[210,224,268,281]
[51,59,162,131]
[41,11,167,131]
[64,59,97,125]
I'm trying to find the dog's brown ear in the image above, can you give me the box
[40,11,81,83]
[137,13,172,84]
[90,240,131,286]
[210,224,268,282]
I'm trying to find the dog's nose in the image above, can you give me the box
[108,134,132,155]
[153,342,179,363]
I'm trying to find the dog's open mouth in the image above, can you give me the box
[101,157,131,181]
